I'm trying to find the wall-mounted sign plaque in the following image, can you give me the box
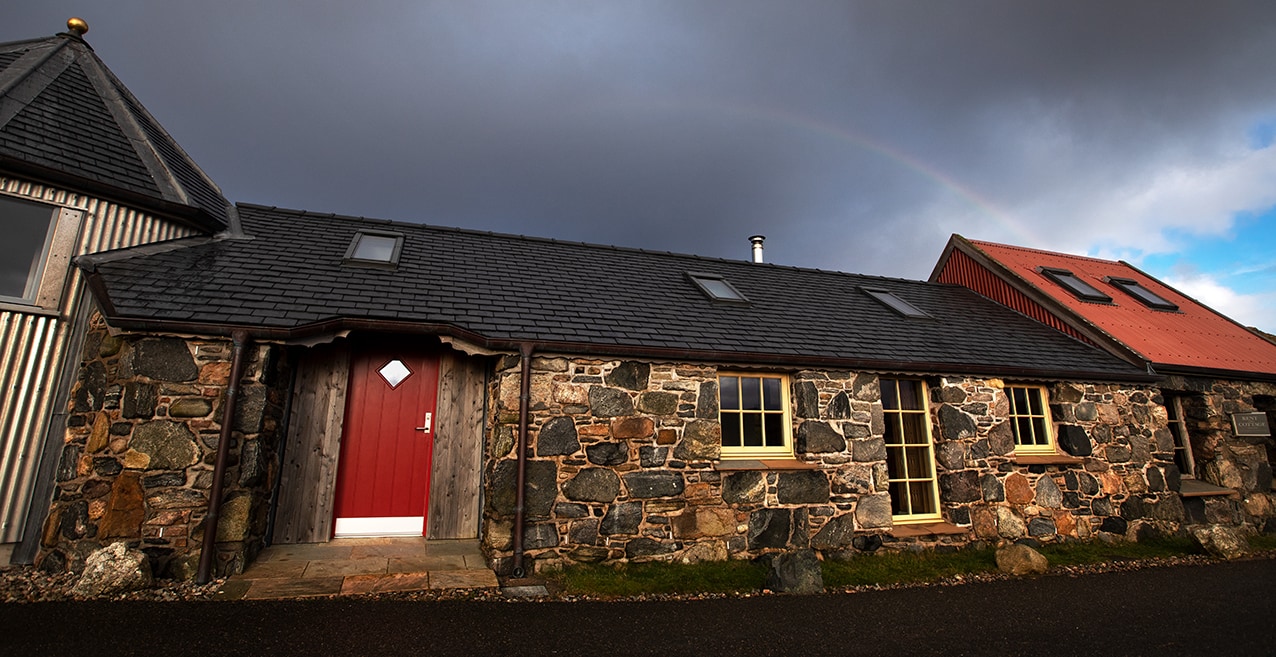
[1232,412,1271,437]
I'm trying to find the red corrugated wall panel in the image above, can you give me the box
[937,249,1094,345]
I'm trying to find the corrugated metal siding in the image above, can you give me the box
[0,176,195,543]
[937,248,1094,345]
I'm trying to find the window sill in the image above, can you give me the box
[1012,454,1084,466]
[0,300,59,317]
[1178,479,1236,498]
[714,459,821,471]
[888,521,968,539]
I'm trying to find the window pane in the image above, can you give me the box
[883,415,902,445]
[891,482,909,515]
[1027,389,1043,415]
[764,414,784,447]
[721,412,742,447]
[886,446,905,479]
[1011,387,1028,414]
[762,378,782,410]
[351,234,398,261]
[906,446,932,479]
[720,377,739,411]
[1030,418,1048,445]
[741,377,761,411]
[880,379,899,410]
[901,414,927,444]
[1015,417,1033,445]
[897,380,922,410]
[696,277,743,301]
[910,483,936,514]
[742,414,763,446]
[0,197,55,300]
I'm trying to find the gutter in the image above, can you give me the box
[196,329,250,584]
[89,309,1162,384]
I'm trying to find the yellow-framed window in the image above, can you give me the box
[719,373,792,458]
[881,378,941,521]
[1007,385,1055,454]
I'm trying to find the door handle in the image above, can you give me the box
[416,412,432,433]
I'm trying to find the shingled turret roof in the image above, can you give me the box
[0,23,230,231]
[80,204,1152,383]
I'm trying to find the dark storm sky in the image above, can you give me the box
[5,2,1276,325]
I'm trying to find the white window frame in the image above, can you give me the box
[0,195,83,312]
[1164,394,1196,479]
[881,378,942,522]
[1006,385,1056,455]
[718,372,792,459]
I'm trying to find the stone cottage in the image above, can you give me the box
[5,21,1272,582]
[49,201,1184,578]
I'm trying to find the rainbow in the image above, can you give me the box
[598,98,1044,247]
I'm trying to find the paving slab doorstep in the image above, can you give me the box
[219,538,496,600]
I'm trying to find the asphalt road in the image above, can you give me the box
[2,559,1273,657]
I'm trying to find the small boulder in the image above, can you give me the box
[1191,525,1250,560]
[70,542,153,598]
[995,543,1048,576]
[764,548,824,594]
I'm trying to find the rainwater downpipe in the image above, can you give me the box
[197,330,250,585]
[511,342,534,578]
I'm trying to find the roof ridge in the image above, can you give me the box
[969,238,1123,267]
[235,202,938,286]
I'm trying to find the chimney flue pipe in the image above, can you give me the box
[749,235,765,263]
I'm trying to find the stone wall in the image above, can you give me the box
[1161,376,1276,530]
[933,379,1183,543]
[481,356,1274,573]
[39,314,290,578]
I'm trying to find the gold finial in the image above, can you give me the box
[66,17,89,36]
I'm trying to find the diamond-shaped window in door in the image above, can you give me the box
[378,359,412,389]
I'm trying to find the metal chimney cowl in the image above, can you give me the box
[749,235,765,263]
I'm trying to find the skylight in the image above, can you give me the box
[687,272,749,304]
[344,231,404,267]
[863,288,929,318]
[1105,277,1179,311]
[1038,267,1111,303]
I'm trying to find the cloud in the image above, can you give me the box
[4,1,1276,295]
[1163,270,1276,332]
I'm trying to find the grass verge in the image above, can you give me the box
[548,560,768,597]
[545,536,1252,598]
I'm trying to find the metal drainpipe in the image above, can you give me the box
[511,342,534,578]
[197,330,250,584]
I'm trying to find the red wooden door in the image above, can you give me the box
[332,343,440,537]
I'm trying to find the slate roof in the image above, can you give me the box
[0,30,229,231]
[81,204,1151,382]
[937,236,1276,380]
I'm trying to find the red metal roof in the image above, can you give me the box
[962,239,1276,377]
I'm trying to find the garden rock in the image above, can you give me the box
[995,543,1048,575]
[764,548,824,594]
[1192,525,1250,560]
[70,542,153,598]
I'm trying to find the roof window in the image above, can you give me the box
[344,231,404,268]
[863,288,930,318]
[687,272,749,304]
[1038,267,1112,303]
[1105,277,1179,311]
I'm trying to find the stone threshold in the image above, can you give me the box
[887,521,969,539]
[216,538,498,600]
